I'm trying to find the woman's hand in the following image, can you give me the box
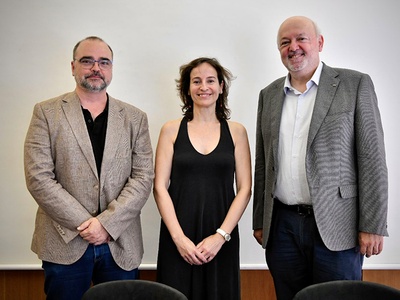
[196,233,225,263]
[174,235,208,265]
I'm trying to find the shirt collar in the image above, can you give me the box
[284,61,323,94]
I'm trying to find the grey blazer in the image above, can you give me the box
[24,91,154,270]
[253,63,388,251]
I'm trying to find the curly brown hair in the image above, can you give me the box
[176,57,234,121]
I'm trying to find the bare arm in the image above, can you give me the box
[196,121,252,261]
[153,120,207,265]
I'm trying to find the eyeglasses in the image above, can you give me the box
[75,58,113,70]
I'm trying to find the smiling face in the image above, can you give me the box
[71,39,113,92]
[277,16,324,78]
[189,62,223,110]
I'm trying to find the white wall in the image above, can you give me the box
[1,0,399,269]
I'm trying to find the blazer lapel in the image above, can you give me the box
[100,97,124,185]
[62,92,98,178]
[271,79,285,169]
[307,64,340,150]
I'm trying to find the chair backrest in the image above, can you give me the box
[293,280,400,300]
[81,279,188,300]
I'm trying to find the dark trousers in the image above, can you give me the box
[266,201,363,300]
[42,243,139,300]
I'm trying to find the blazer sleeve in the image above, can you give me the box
[253,90,266,230]
[24,101,93,243]
[356,74,388,236]
[96,111,154,240]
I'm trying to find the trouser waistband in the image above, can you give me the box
[274,198,313,216]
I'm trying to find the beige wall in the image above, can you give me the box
[1,0,399,270]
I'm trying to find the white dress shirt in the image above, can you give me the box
[274,62,323,205]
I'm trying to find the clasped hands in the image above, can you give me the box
[176,234,225,266]
[77,217,110,245]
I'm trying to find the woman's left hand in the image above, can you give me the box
[196,233,225,263]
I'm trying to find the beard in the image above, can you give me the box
[287,60,306,72]
[76,72,109,92]
[285,50,307,72]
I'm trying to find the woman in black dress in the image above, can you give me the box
[154,57,252,300]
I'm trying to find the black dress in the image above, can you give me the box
[157,117,240,300]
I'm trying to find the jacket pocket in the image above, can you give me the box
[339,184,358,199]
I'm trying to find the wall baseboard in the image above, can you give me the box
[1,269,399,300]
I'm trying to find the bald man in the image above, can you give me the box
[252,16,388,300]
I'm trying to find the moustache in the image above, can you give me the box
[85,72,104,80]
[288,50,304,58]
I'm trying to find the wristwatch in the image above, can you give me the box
[216,228,231,242]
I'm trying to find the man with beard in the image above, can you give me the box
[252,16,388,300]
[24,36,154,300]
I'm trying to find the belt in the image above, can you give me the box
[274,198,313,216]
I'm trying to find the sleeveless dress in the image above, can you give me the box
[157,117,240,300]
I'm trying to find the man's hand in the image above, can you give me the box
[359,232,384,258]
[253,228,263,245]
[77,218,110,245]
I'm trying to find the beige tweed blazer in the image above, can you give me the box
[24,91,154,270]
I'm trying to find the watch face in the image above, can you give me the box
[217,228,231,242]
